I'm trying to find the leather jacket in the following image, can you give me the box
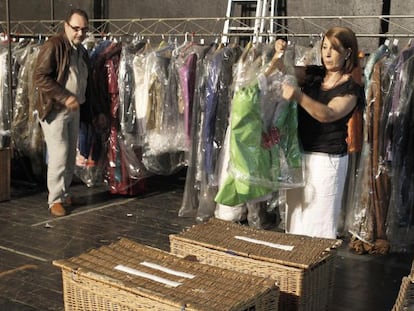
[33,32,97,122]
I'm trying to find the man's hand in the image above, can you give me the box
[65,96,80,111]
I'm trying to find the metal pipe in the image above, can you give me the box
[2,15,414,38]
[50,0,54,21]
[380,0,391,45]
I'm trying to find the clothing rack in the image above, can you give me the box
[1,15,414,39]
[1,14,412,119]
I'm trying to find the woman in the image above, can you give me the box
[281,27,364,239]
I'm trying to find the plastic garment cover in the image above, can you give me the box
[132,43,151,144]
[177,44,198,147]
[138,43,187,175]
[214,68,303,207]
[258,71,303,187]
[386,53,414,253]
[347,44,391,245]
[347,44,406,254]
[100,42,145,195]
[178,43,214,218]
[11,42,31,154]
[202,46,238,184]
[116,40,150,180]
[214,42,262,218]
[119,38,146,150]
[214,83,268,206]
[293,38,322,67]
[214,42,286,224]
[363,43,390,99]
[246,194,283,230]
[214,127,248,222]
[11,42,45,180]
[196,45,241,222]
[215,56,291,229]
[76,39,151,188]
[0,47,10,148]
[74,40,112,187]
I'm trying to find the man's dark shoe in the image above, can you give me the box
[64,197,86,207]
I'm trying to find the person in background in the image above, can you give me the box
[279,26,364,239]
[33,9,104,217]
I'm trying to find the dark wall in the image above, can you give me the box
[0,0,226,39]
[0,0,226,21]
[107,0,226,19]
[0,0,93,20]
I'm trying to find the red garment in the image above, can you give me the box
[104,43,146,195]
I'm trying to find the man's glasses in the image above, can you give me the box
[67,23,89,33]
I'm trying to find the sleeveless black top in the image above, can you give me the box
[299,67,364,155]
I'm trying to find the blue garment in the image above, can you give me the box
[364,44,389,99]
[203,49,223,181]
[203,47,239,185]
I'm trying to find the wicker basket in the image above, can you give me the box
[169,218,341,311]
[53,238,279,311]
[392,259,414,311]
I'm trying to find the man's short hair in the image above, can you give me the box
[66,8,89,23]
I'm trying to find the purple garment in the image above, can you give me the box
[179,53,198,146]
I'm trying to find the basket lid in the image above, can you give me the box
[171,218,342,269]
[53,238,277,311]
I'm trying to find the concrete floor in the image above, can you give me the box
[0,172,412,311]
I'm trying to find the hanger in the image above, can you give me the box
[240,40,253,62]
[158,34,167,49]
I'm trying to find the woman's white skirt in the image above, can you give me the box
[286,152,348,239]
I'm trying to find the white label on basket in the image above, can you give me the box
[114,264,182,287]
[234,236,295,251]
[140,261,195,279]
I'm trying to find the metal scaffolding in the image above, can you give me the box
[1,15,414,39]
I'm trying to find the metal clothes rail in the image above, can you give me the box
[0,15,414,39]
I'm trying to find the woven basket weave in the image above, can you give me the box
[392,259,414,311]
[53,238,279,311]
[169,218,341,311]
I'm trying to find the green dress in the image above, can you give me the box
[215,82,302,206]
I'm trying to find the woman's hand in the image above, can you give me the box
[265,39,287,76]
[282,82,302,102]
[274,39,287,56]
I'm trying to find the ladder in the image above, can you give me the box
[222,0,277,44]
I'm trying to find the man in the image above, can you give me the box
[33,9,101,217]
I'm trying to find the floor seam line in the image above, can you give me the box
[30,198,137,227]
[0,245,48,262]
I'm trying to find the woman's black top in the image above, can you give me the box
[299,66,364,155]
